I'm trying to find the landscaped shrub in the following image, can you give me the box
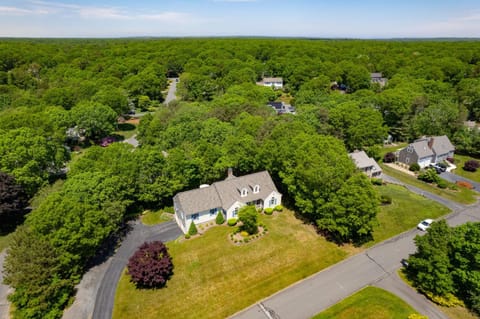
[456,180,473,189]
[227,218,237,226]
[408,314,428,319]
[418,168,440,184]
[371,178,383,186]
[383,152,395,163]
[446,157,455,164]
[426,292,464,307]
[238,206,258,235]
[215,211,225,225]
[240,231,249,237]
[163,206,174,214]
[380,194,392,205]
[127,241,174,288]
[463,159,480,172]
[274,205,283,212]
[409,163,420,172]
[188,221,198,236]
[437,179,448,189]
[264,208,273,215]
[185,234,190,239]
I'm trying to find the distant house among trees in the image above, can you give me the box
[257,77,283,89]
[370,72,387,87]
[398,135,455,168]
[348,150,382,178]
[173,169,282,234]
[267,101,296,115]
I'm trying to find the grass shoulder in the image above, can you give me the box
[369,184,450,246]
[452,154,480,183]
[312,286,418,319]
[381,164,477,205]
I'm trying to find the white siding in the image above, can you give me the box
[263,191,282,208]
[225,201,245,220]
[185,208,220,233]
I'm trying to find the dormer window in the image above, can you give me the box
[253,185,260,193]
[241,188,248,197]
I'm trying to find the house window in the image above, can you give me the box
[406,157,410,164]
[191,213,199,220]
[253,185,260,193]
[270,197,276,206]
[241,188,248,197]
[210,208,216,216]
[233,207,239,217]
[407,146,413,153]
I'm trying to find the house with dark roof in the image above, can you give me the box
[398,135,455,168]
[173,169,282,234]
[267,101,296,115]
[349,150,382,178]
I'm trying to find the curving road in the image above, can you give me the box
[231,175,478,319]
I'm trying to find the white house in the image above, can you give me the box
[349,150,382,178]
[257,77,283,89]
[173,169,282,234]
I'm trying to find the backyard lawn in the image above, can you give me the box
[311,286,418,319]
[452,154,480,183]
[140,210,174,225]
[370,184,451,246]
[381,164,477,205]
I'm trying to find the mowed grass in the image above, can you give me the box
[140,210,173,225]
[312,286,418,319]
[0,232,13,253]
[381,164,477,205]
[370,184,451,246]
[113,210,350,319]
[452,154,480,183]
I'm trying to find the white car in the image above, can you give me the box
[417,219,433,231]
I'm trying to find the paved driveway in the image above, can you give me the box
[0,252,12,319]
[440,171,480,192]
[91,221,181,319]
[232,176,478,319]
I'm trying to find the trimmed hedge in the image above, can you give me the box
[463,159,480,172]
[409,163,420,172]
[274,205,283,212]
[188,221,198,236]
[264,208,273,215]
[215,211,225,225]
[227,218,237,226]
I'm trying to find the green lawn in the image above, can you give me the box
[381,164,477,205]
[370,184,451,246]
[312,286,418,319]
[452,154,480,183]
[113,210,350,319]
[140,210,173,225]
[0,232,13,253]
[380,143,407,159]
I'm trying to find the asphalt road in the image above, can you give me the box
[165,78,178,104]
[440,171,480,192]
[0,252,11,319]
[232,176,478,319]
[92,221,182,319]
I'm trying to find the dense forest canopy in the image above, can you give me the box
[1,38,480,318]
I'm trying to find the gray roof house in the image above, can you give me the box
[349,150,382,178]
[398,135,455,168]
[173,170,282,234]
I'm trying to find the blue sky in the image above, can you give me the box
[0,0,479,38]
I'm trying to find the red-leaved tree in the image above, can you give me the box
[127,241,174,288]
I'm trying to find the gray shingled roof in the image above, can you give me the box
[431,135,455,155]
[174,171,279,215]
[263,77,283,83]
[410,140,434,158]
[349,150,376,169]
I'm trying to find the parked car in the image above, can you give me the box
[401,258,409,267]
[428,164,445,174]
[417,219,433,231]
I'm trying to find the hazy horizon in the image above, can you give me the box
[1,0,479,38]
